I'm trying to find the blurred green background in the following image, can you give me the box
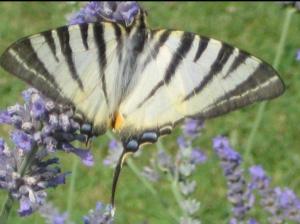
[0,2,299,224]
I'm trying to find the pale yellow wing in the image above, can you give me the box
[0,22,126,134]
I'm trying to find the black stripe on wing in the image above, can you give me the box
[165,32,195,84]
[41,30,59,62]
[137,32,194,109]
[141,29,171,73]
[93,23,109,104]
[0,37,68,104]
[183,42,234,101]
[79,23,89,50]
[195,62,285,119]
[112,23,123,63]
[56,26,84,90]
[193,36,209,62]
[223,50,249,79]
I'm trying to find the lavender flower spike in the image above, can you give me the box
[0,88,95,217]
[68,1,140,27]
[83,202,114,224]
[213,136,253,222]
[249,165,300,223]
[39,202,73,224]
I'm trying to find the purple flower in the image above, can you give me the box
[156,150,173,171]
[39,202,72,224]
[68,1,140,27]
[182,118,204,139]
[109,139,119,150]
[248,219,258,224]
[249,165,270,189]
[190,148,206,164]
[83,202,114,224]
[213,136,252,221]
[62,143,94,167]
[84,2,102,18]
[213,136,240,160]
[52,213,68,224]
[0,110,12,124]
[296,49,300,61]
[30,94,46,119]
[22,88,38,103]
[18,197,33,216]
[103,139,123,167]
[113,1,140,26]
[73,148,94,167]
[0,88,94,217]
[142,166,160,182]
[11,130,34,152]
[47,173,70,188]
[68,11,86,25]
[177,136,188,150]
[0,138,6,154]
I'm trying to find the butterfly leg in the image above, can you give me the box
[110,125,173,208]
[111,138,139,208]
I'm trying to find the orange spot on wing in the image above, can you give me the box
[113,112,124,131]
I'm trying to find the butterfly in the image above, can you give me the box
[0,8,285,207]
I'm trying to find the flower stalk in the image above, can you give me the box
[243,7,296,165]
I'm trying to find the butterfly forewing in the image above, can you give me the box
[0,20,285,140]
[0,22,128,133]
[119,29,285,135]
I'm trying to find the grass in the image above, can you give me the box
[0,2,299,224]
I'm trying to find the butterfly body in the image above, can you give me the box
[0,8,285,206]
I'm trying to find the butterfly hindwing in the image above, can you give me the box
[0,22,127,133]
[119,29,285,136]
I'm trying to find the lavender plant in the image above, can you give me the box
[83,202,114,224]
[0,88,97,224]
[213,136,254,223]
[213,136,300,224]
[68,1,140,26]
[138,119,207,224]
[39,202,73,224]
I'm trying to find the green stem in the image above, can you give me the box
[0,146,39,223]
[167,171,188,219]
[67,156,79,217]
[273,8,296,70]
[20,147,39,176]
[243,8,295,165]
[0,194,14,224]
[126,158,158,196]
[157,139,188,218]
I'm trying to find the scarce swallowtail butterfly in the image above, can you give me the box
[0,6,285,207]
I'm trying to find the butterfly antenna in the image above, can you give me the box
[111,150,128,208]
